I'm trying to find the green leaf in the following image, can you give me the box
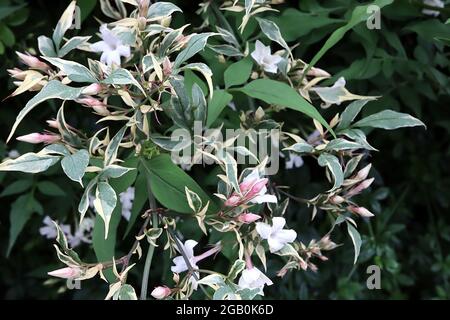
[58,36,91,58]
[256,18,291,56]
[102,68,145,95]
[7,80,84,142]
[302,0,393,77]
[147,2,182,19]
[237,79,333,135]
[42,57,97,83]
[0,152,60,174]
[337,99,371,130]
[53,1,77,49]
[347,221,362,264]
[0,179,32,197]
[93,202,121,281]
[38,35,57,57]
[284,141,314,154]
[141,154,218,214]
[61,149,90,186]
[318,153,343,190]
[224,57,253,89]
[325,138,364,151]
[174,33,215,68]
[37,181,66,197]
[207,90,233,127]
[93,181,117,238]
[0,24,15,47]
[119,284,138,300]
[7,193,38,256]
[227,259,245,281]
[353,110,426,130]
[105,127,128,166]
[182,63,213,97]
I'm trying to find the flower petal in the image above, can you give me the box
[251,194,277,204]
[171,256,188,273]
[271,217,286,231]
[255,222,272,239]
[182,240,198,259]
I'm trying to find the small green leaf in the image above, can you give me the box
[0,179,32,197]
[174,33,215,68]
[347,221,362,264]
[207,90,233,127]
[37,181,66,197]
[318,153,344,190]
[0,152,60,174]
[61,150,90,186]
[224,57,253,89]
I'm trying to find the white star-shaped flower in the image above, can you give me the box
[91,24,131,67]
[256,217,297,253]
[238,267,273,296]
[251,40,282,74]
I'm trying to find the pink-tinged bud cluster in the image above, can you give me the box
[81,83,103,96]
[48,267,82,279]
[330,195,345,204]
[17,133,60,144]
[307,67,331,78]
[76,97,110,116]
[237,213,262,224]
[346,178,375,198]
[7,68,27,80]
[16,52,50,71]
[150,286,171,299]
[162,57,173,76]
[355,164,372,180]
[348,206,374,218]
[224,177,269,207]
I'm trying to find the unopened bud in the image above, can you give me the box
[346,178,374,198]
[46,120,59,129]
[150,286,171,299]
[237,213,261,224]
[348,206,374,218]
[81,83,103,96]
[356,164,372,180]
[330,195,345,204]
[225,194,241,207]
[16,51,50,71]
[48,267,82,279]
[17,133,60,144]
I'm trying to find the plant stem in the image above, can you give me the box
[140,158,159,300]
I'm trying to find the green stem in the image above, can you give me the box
[140,158,159,300]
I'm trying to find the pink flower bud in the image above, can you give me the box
[76,97,105,107]
[7,68,27,80]
[237,213,262,224]
[162,57,173,76]
[16,51,50,71]
[48,267,81,279]
[46,120,59,129]
[348,206,374,218]
[356,164,372,180]
[81,83,103,96]
[151,286,171,299]
[225,194,241,207]
[330,195,345,204]
[346,178,374,198]
[17,133,60,144]
[307,67,331,78]
[239,178,256,193]
[247,178,268,197]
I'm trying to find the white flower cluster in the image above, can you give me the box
[39,216,94,248]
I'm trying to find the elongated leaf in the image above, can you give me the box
[337,99,371,130]
[94,181,117,239]
[237,79,333,135]
[141,154,218,214]
[105,127,127,166]
[174,33,215,68]
[7,80,84,142]
[347,221,362,264]
[53,1,77,49]
[0,152,60,174]
[147,2,182,19]
[207,90,233,127]
[61,150,90,186]
[224,57,253,89]
[353,110,426,130]
[303,0,393,77]
[43,57,97,83]
[318,153,343,190]
[102,68,145,95]
[256,18,291,56]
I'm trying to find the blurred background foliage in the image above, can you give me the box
[0,0,449,299]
